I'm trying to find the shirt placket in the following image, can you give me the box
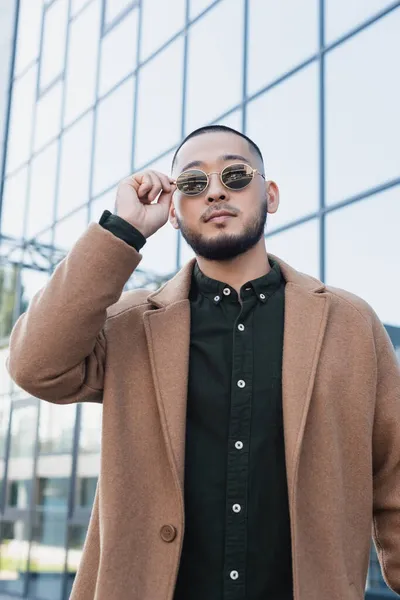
[223,289,255,599]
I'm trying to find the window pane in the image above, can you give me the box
[64,0,101,126]
[76,477,98,508]
[1,167,28,240]
[39,0,68,90]
[325,0,394,43]
[20,269,49,309]
[266,220,320,279]
[90,191,115,222]
[140,0,186,61]
[58,112,94,219]
[326,187,400,327]
[33,80,63,152]
[66,524,89,597]
[185,0,243,132]
[26,142,58,242]
[10,403,38,458]
[99,8,138,97]
[0,520,29,595]
[14,0,43,76]
[5,65,37,173]
[71,0,92,16]
[140,225,178,276]
[54,208,88,253]
[214,109,243,131]
[93,78,135,195]
[135,39,184,167]
[189,0,214,20]
[28,510,67,600]
[38,403,76,455]
[79,404,102,454]
[8,479,31,509]
[247,64,319,231]
[179,233,196,267]
[0,394,11,458]
[105,0,134,25]
[247,0,319,95]
[325,10,400,205]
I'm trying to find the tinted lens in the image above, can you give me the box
[221,163,253,190]
[176,169,208,195]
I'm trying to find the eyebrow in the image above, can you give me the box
[180,154,253,173]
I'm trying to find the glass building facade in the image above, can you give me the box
[0,0,399,598]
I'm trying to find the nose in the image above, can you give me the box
[206,172,228,203]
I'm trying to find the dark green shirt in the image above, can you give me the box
[100,210,293,599]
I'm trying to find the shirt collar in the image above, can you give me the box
[191,257,283,304]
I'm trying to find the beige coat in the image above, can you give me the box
[6,223,400,599]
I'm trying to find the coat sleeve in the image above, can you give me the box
[6,223,142,404]
[371,310,400,595]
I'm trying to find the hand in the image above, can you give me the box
[115,170,177,239]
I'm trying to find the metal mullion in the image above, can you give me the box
[102,0,139,37]
[319,0,326,283]
[242,0,249,133]
[129,0,143,176]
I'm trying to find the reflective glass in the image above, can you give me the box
[99,8,138,97]
[26,142,58,243]
[325,0,394,43]
[64,0,101,126]
[71,0,93,16]
[38,403,76,455]
[8,479,31,509]
[0,520,29,595]
[326,187,400,327]
[54,207,89,253]
[179,234,196,266]
[140,224,178,276]
[105,0,134,25]
[28,510,67,600]
[66,524,89,598]
[135,39,184,167]
[14,0,43,76]
[76,477,98,507]
[9,403,38,458]
[20,269,50,310]
[214,110,243,131]
[189,0,215,20]
[247,0,319,95]
[79,404,102,453]
[185,0,243,132]
[93,78,135,195]
[33,80,63,152]
[266,220,320,280]
[39,0,68,90]
[247,64,319,231]
[0,167,28,240]
[0,265,18,340]
[0,394,11,457]
[140,0,186,61]
[58,112,94,219]
[325,10,400,205]
[90,191,115,223]
[5,65,37,174]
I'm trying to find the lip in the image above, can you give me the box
[205,211,236,223]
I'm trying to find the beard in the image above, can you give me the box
[176,197,268,261]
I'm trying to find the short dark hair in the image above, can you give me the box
[171,124,264,173]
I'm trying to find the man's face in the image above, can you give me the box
[169,131,278,261]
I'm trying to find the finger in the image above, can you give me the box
[153,171,173,193]
[146,172,163,202]
[137,173,153,197]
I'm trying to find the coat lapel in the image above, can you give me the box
[143,255,331,507]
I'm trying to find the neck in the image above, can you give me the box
[195,238,271,297]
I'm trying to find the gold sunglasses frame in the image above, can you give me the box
[173,163,265,197]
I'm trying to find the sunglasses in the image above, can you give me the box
[174,162,265,197]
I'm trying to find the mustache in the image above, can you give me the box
[202,205,239,222]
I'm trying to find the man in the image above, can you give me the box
[7,125,400,600]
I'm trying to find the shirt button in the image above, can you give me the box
[260,293,266,300]
[235,441,243,450]
[237,379,245,388]
[223,287,231,296]
[238,323,245,331]
[214,295,220,302]
[230,570,239,580]
[232,504,241,513]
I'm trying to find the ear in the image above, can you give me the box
[169,199,180,229]
[265,180,280,215]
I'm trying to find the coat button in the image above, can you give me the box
[160,524,177,542]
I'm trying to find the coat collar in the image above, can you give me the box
[146,253,326,308]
